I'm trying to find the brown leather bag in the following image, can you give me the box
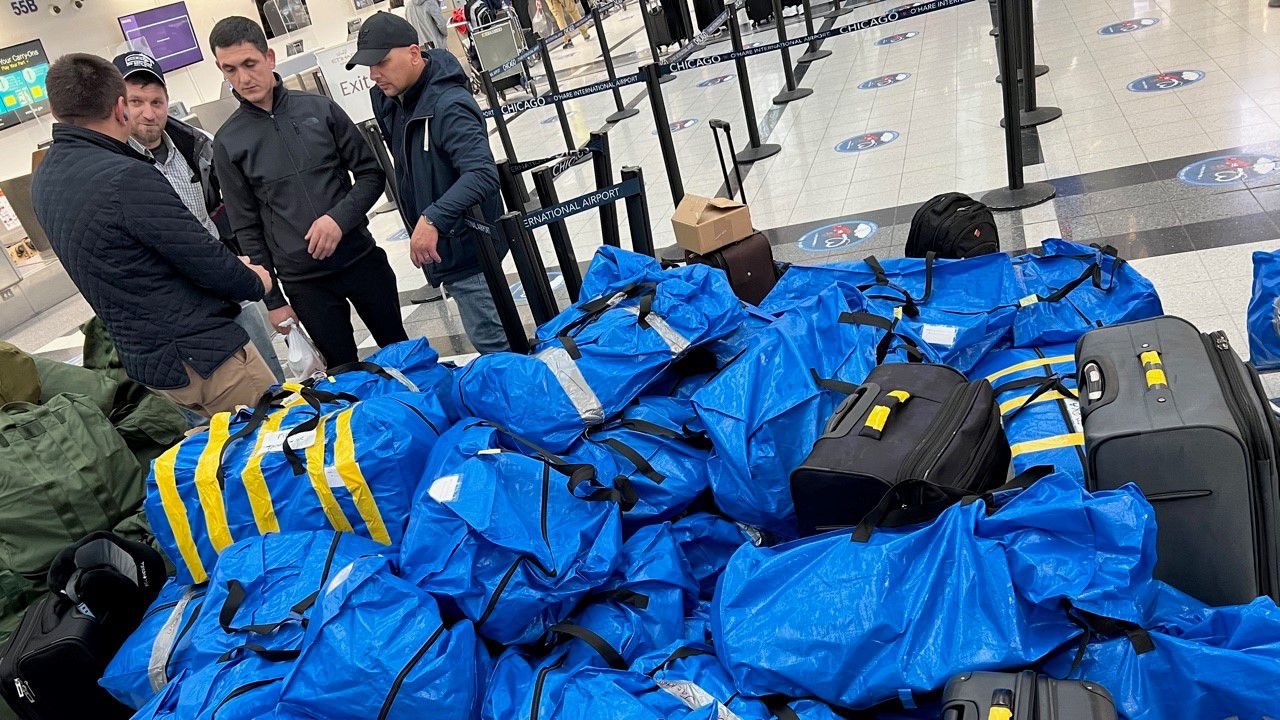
[686,233,777,306]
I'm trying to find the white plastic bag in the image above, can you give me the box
[279,318,326,380]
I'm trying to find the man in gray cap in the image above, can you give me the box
[349,11,509,353]
[113,50,284,381]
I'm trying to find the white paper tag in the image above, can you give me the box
[1065,398,1083,433]
[257,429,316,454]
[429,474,461,503]
[920,324,959,347]
[324,465,344,489]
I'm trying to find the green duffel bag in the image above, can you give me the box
[0,342,39,406]
[0,393,146,586]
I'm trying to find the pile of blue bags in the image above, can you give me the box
[104,243,1280,720]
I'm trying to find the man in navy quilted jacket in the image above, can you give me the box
[32,53,278,418]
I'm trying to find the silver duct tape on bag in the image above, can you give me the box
[624,306,691,355]
[383,367,420,393]
[536,346,606,425]
[148,588,200,691]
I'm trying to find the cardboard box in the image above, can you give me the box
[671,195,753,255]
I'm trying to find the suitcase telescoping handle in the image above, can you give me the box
[709,119,747,205]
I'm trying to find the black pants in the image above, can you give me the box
[282,246,408,368]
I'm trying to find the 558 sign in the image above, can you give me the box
[10,0,38,14]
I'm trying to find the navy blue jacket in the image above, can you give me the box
[32,124,265,389]
[371,49,504,286]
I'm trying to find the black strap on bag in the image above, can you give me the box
[216,643,303,663]
[304,361,417,391]
[1062,600,1157,677]
[839,311,927,364]
[851,466,1055,543]
[613,418,713,450]
[643,645,716,676]
[584,588,651,610]
[555,282,660,348]
[217,533,342,635]
[548,623,629,670]
[994,374,1079,419]
[280,387,361,476]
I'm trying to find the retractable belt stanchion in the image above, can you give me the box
[497,159,533,214]
[770,0,813,104]
[643,63,686,204]
[621,166,656,257]
[593,4,641,122]
[992,0,1046,82]
[538,37,577,152]
[980,0,1054,211]
[483,73,523,169]
[797,0,832,63]
[531,166,586,302]
[591,130,623,248]
[470,209,531,354]
[1008,0,1060,127]
[727,6,781,162]
[502,212,560,325]
[641,3,678,83]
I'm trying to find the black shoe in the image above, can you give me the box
[564,40,574,48]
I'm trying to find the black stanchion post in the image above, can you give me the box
[538,38,577,152]
[980,0,1054,211]
[593,5,641,122]
[471,209,530,354]
[621,166,656,257]
[642,63,686,204]
[531,167,585,302]
[497,159,533,214]
[770,0,813,104]
[993,0,1046,82]
[502,213,560,324]
[728,6,781,163]
[483,74,521,166]
[797,0,832,63]
[641,3,678,83]
[592,131,623,248]
[1008,0,1060,127]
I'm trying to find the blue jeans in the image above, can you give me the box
[235,302,286,383]
[445,273,511,354]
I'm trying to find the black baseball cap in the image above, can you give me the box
[346,12,419,70]
[113,51,165,86]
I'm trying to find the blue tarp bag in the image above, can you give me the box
[129,651,290,720]
[398,421,625,645]
[712,472,1158,709]
[454,248,745,452]
[147,388,448,584]
[100,580,207,709]
[693,286,934,538]
[185,531,385,673]
[761,254,1019,374]
[969,344,1084,485]
[277,555,483,720]
[1247,250,1280,370]
[668,513,763,601]
[1010,240,1162,348]
[566,397,714,530]
[302,338,457,419]
[1043,585,1280,720]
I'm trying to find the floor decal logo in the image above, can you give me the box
[698,74,735,87]
[1127,70,1204,92]
[1098,18,1160,35]
[655,118,699,135]
[540,110,577,125]
[859,72,912,90]
[798,220,879,252]
[875,31,919,46]
[835,130,900,153]
[1178,155,1280,187]
[512,271,564,301]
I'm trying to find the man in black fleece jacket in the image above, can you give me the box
[210,16,407,368]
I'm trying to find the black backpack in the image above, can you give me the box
[906,192,999,259]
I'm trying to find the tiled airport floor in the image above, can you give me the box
[7,0,1280,377]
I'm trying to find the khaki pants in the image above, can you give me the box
[547,0,590,39]
[155,343,277,419]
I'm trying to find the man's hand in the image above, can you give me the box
[305,215,343,260]
[410,216,442,268]
[269,305,300,334]
[239,256,274,294]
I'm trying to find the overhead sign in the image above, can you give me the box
[314,41,375,124]
[798,220,879,252]
[859,72,911,89]
[875,31,919,45]
[1098,18,1159,35]
[835,130,900,153]
[1127,70,1204,93]
[698,74,735,87]
[1178,155,1280,187]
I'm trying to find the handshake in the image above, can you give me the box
[238,256,274,294]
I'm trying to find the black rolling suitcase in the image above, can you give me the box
[643,0,678,48]
[790,362,1010,537]
[942,671,1117,720]
[906,192,999,259]
[686,120,779,306]
[1077,315,1280,606]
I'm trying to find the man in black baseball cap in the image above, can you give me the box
[349,11,508,353]
[114,50,166,86]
